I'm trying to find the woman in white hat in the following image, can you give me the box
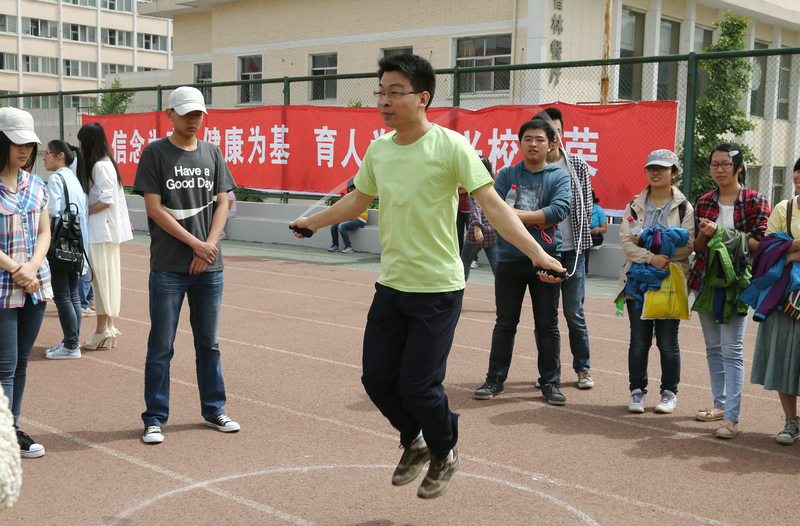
[0,107,53,458]
[78,122,133,350]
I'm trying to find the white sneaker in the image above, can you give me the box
[655,390,677,413]
[628,389,645,413]
[46,345,81,360]
[204,414,240,432]
[143,425,164,444]
[470,260,479,269]
[46,341,64,357]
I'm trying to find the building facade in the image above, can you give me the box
[0,0,172,109]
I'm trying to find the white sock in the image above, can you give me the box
[410,430,426,450]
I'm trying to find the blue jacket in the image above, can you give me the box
[493,161,571,261]
[739,232,800,321]
[623,226,690,308]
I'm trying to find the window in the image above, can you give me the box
[778,54,791,120]
[22,17,58,39]
[772,167,785,206]
[63,59,97,78]
[0,14,17,34]
[102,63,133,76]
[455,35,511,93]
[64,0,98,6]
[382,47,412,58]
[657,19,680,100]
[195,63,212,105]
[693,27,713,99]
[311,54,337,100]
[238,56,262,104]
[63,23,96,43]
[65,95,96,108]
[23,55,58,74]
[0,53,17,71]
[0,92,19,108]
[750,42,768,117]
[22,95,58,109]
[619,8,644,101]
[101,0,132,12]
[101,28,133,47]
[137,33,168,51]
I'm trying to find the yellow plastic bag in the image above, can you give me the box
[641,263,690,320]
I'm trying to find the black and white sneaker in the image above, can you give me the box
[142,425,164,444]
[17,430,45,458]
[204,414,240,433]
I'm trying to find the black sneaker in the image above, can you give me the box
[473,379,504,400]
[17,430,45,458]
[142,425,164,444]
[204,414,240,433]
[541,383,566,405]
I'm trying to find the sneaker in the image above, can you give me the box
[777,416,800,445]
[45,341,64,356]
[142,425,164,444]
[716,419,740,439]
[46,345,81,360]
[220,230,228,240]
[81,307,96,317]
[577,370,595,389]
[473,379,504,400]
[696,407,725,422]
[534,380,541,388]
[16,430,45,458]
[417,448,460,499]
[655,390,677,414]
[341,246,354,254]
[204,414,240,433]
[470,260,479,269]
[628,389,645,413]
[327,244,339,252]
[392,444,431,486]
[541,383,566,405]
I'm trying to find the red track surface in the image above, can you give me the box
[5,240,798,525]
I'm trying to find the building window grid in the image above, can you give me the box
[101,0,133,12]
[311,54,337,100]
[0,14,17,34]
[63,59,97,79]
[102,63,133,76]
[63,23,96,43]
[64,0,98,6]
[657,19,681,101]
[619,8,645,101]
[0,53,17,72]
[23,55,58,75]
[772,167,785,207]
[777,54,791,120]
[195,63,212,106]
[455,35,511,94]
[137,33,168,52]
[750,42,769,117]
[102,28,133,48]
[22,17,59,39]
[382,47,413,58]
[238,56,262,104]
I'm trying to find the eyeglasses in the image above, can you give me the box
[710,162,734,170]
[646,165,671,173]
[43,150,52,156]
[373,91,422,100]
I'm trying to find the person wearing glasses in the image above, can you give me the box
[291,54,564,500]
[688,143,769,439]
[617,149,695,415]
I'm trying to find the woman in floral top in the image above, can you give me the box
[0,108,53,459]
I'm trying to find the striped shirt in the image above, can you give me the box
[0,170,53,308]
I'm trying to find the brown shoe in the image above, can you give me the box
[417,448,460,499]
[716,419,740,439]
[391,444,430,486]
[696,407,725,422]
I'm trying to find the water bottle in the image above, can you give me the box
[505,185,518,206]
[627,216,643,236]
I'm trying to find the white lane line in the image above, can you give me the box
[18,418,317,526]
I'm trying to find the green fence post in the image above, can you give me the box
[58,92,65,140]
[683,52,699,198]
[156,86,162,111]
[284,77,290,106]
[452,67,461,108]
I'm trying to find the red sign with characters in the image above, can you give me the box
[83,101,678,212]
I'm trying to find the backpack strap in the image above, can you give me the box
[678,200,687,223]
[788,197,795,239]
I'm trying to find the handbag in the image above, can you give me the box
[641,262,690,320]
[783,197,800,319]
[591,233,604,247]
[47,175,87,274]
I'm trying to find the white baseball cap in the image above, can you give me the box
[0,107,41,145]
[168,86,207,116]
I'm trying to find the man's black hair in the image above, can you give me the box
[536,107,564,127]
[518,119,555,144]
[377,54,436,109]
[794,156,800,173]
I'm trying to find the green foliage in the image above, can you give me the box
[684,11,757,202]
[347,98,363,107]
[89,76,136,115]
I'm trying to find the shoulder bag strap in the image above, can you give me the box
[788,197,794,239]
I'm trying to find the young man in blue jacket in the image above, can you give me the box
[474,119,572,405]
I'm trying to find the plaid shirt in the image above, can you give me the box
[464,195,497,248]
[563,152,594,254]
[0,170,53,308]
[687,186,770,291]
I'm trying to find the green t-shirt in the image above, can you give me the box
[354,124,493,292]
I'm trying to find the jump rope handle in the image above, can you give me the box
[289,225,314,238]
[535,267,568,280]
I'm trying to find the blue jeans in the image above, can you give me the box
[330,220,365,248]
[50,269,82,349]
[142,270,227,427]
[698,312,747,422]
[0,296,47,429]
[626,299,681,394]
[78,272,93,309]
[460,243,497,281]
[488,259,562,385]
[557,250,590,372]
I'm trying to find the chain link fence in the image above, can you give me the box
[2,48,799,212]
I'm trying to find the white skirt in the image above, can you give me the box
[87,242,121,318]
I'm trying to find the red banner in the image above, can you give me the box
[83,101,677,212]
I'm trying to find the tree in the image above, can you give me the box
[685,11,756,202]
[90,76,136,115]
